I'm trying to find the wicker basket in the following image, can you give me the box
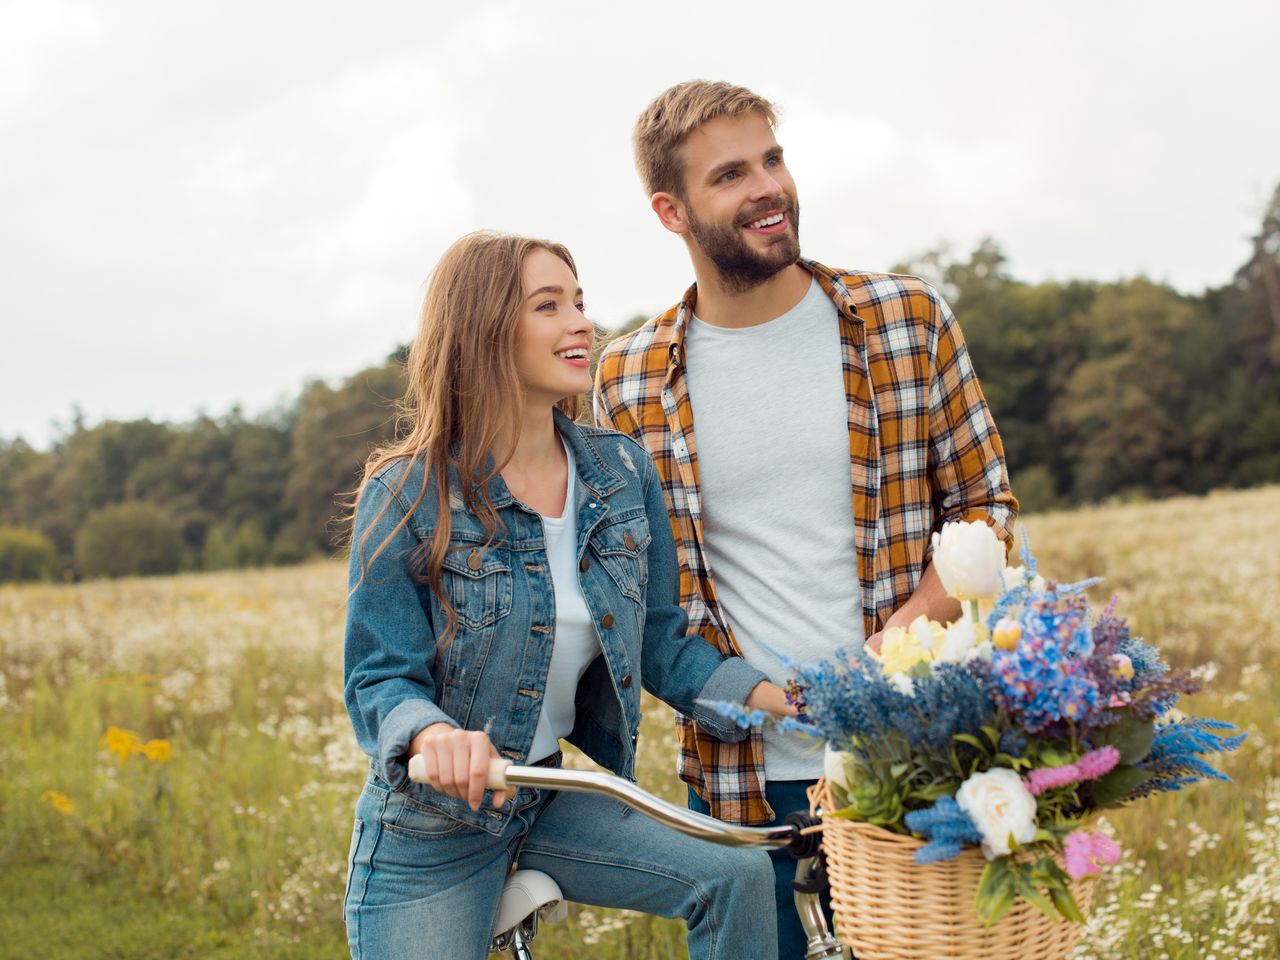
[814,782,1098,960]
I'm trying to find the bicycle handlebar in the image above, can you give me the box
[407,755,800,849]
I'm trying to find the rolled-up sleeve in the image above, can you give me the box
[344,473,457,789]
[925,294,1019,552]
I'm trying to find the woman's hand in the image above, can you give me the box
[409,723,510,811]
[745,681,798,718]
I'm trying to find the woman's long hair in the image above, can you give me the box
[347,231,581,645]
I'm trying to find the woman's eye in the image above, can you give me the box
[575,302,586,313]
[537,300,556,312]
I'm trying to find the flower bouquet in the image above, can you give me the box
[709,521,1244,960]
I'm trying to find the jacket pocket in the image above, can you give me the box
[440,545,513,629]
[589,515,651,603]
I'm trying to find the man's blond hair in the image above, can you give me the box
[632,80,778,199]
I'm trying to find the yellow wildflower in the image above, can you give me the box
[142,739,173,763]
[99,725,144,761]
[877,624,934,675]
[41,790,76,816]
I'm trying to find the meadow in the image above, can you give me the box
[2,487,1277,959]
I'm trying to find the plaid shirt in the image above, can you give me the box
[593,259,1018,825]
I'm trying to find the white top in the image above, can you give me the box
[528,437,602,764]
[684,277,865,779]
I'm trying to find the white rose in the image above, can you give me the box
[935,618,976,664]
[932,521,1007,603]
[823,744,854,795]
[955,768,1038,860]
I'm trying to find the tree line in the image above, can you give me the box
[2,187,1277,582]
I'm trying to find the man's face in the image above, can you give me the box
[677,112,801,293]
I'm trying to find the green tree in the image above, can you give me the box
[74,502,184,578]
[0,526,58,582]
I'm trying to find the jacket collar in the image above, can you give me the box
[463,408,626,509]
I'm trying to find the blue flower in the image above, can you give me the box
[904,795,983,864]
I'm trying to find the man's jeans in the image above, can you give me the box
[345,773,778,959]
[690,780,836,960]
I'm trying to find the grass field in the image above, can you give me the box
[2,487,1278,958]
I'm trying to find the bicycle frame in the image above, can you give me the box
[408,756,848,959]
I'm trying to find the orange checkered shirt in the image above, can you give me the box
[593,259,1018,825]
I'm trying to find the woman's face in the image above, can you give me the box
[515,248,594,405]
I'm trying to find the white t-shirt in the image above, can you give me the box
[685,277,865,779]
[528,438,602,763]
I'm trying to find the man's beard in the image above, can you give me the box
[686,198,801,294]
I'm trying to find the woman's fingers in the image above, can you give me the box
[466,731,490,810]
[487,741,509,809]
[414,727,508,810]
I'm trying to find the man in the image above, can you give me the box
[594,80,1018,956]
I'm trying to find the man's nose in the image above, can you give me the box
[748,167,784,201]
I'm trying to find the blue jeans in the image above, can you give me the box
[345,773,778,959]
[689,780,835,960]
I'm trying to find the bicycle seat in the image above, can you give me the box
[491,869,568,944]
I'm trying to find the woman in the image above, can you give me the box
[342,231,788,959]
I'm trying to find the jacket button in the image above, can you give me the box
[579,557,590,572]
[621,673,632,689]
[600,613,615,629]
[622,532,636,550]
[467,549,483,571]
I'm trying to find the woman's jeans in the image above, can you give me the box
[345,773,778,959]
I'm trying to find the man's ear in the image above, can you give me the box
[650,192,690,236]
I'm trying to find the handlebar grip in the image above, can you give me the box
[486,758,512,790]
[407,754,512,790]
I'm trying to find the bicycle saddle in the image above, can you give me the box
[491,869,568,944]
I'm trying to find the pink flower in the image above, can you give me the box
[1024,746,1121,797]
[1025,763,1079,796]
[1074,746,1120,781]
[1063,830,1122,879]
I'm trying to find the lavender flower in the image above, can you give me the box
[904,795,984,864]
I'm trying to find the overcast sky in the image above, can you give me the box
[3,1,1278,448]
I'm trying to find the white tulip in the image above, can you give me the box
[931,521,1007,603]
[956,768,1039,860]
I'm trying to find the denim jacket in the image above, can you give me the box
[343,409,768,835]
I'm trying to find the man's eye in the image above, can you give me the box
[766,155,780,166]
[575,302,586,313]
[720,170,738,182]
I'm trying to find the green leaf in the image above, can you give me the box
[1016,874,1059,921]
[1089,764,1155,806]
[1048,883,1086,923]
[953,733,987,752]
[1092,714,1156,765]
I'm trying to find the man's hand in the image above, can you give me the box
[865,560,963,654]
[745,680,798,718]
[409,723,510,811]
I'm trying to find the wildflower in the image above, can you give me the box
[1110,654,1134,681]
[1063,829,1122,879]
[905,795,984,864]
[956,768,1038,860]
[41,790,75,816]
[100,726,144,761]
[1024,747,1119,796]
[142,739,173,763]
[992,618,1022,651]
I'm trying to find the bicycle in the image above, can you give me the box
[409,755,849,960]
